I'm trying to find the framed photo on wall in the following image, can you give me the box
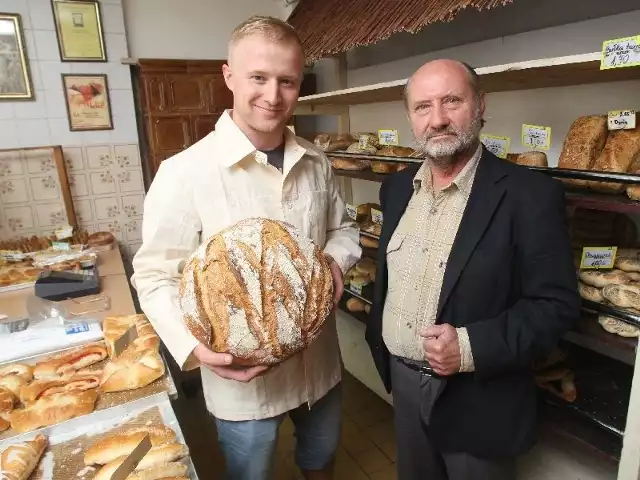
[62,74,113,131]
[51,0,107,62]
[0,13,34,100]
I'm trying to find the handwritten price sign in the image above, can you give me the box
[371,208,383,225]
[608,110,636,130]
[601,35,640,70]
[480,134,510,159]
[580,246,617,270]
[522,124,551,150]
[377,129,399,146]
[346,204,358,221]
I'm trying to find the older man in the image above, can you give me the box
[366,59,580,479]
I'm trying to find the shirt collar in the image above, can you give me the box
[214,110,319,169]
[413,143,483,198]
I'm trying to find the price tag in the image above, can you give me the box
[350,284,363,295]
[65,322,90,335]
[480,134,510,159]
[52,241,71,251]
[346,204,358,221]
[580,246,618,269]
[601,35,640,70]
[371,208,383,225]
[522,124,551,150]
[608,110,636,130]
[377,129,399,146]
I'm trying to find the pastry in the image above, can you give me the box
[615,257,640,273]
[0,364,33,381]
[578,269,631,288]
[558,115,608,188]
[103,314,161,358]
[588,126,640,193]
[602,284,640,310]
[0,386,15,413]
[33,342,108,379]
[0,417,8,432]
[179,218,334,366]
[578,282,604,303]
[100,349,165,393]
[598,315,640,337]
[0,375,29,398]
[19,371,101,404]
[0,433,48,480]
[10,390,97,433]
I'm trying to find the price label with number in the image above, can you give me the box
[601,35,640,70]
[346,204,358,221]
[608,110,636,130]
[371,208,383,225]
[480,134,510,159]
[377,129,399,146]
[350,283,363,295]
[522,124,551,150]
[65,322,90,335]
[580,246,618,270]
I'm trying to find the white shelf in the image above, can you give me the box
[295,52,640,112]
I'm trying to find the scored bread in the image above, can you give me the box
[587,126,640,193]
[602,284,640,310]
[558,115,608,188]
[578,269,631,288]
[179,218,334,366]
[84,425,177,465]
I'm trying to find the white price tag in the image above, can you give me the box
[580,246,617,270]
[377,129,399,146]
[522,124,551,151]
[608,110,636,130]
[480,134,510,159]
[346,204,358,221]
[350,284,363,295]
[601,35,640,70]
[371,208,383,225]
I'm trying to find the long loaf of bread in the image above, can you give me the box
[19,371,101,404]
[0,433,48,480]
[10,390,97,433]
[93,461,188,480]
[33,342,107,379]
[84,425,177,465]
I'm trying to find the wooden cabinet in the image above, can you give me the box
[133,60,233,185]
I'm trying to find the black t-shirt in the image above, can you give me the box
[260,143,285,172]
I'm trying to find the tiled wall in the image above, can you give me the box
[0,0,144,260]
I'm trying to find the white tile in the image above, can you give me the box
[94,196,120,220]
[116,169,143,193]
[0,120,20,149]
[69,173,89,198]
[14,93,48,119]
[111,114,139,143]
[85,145,113,169]
[104,33,128,60]
[99,4,125,34]
[27,59,43,91]
[72,198,94,223]
[17,119,51,148]
[69,63,110,75]
[44,88,68,119]
[62,146,84,171]
[0,103,15,120]
[1,1,32,30]
[98,0,123,5]
[104,64,132,90]
[89,171,116,195]
[113,144,140,168]
[33,30,60,61]
[109,89,135,119]
[27,0,55,30]
[39,61,70,91]
[48,118,77,146]
[80,129,112,145]
[23,29,37,61]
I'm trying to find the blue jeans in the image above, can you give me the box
[214,383,342,480]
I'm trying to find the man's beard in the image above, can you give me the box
[414,108,483,168]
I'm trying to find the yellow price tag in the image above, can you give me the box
[377,129,399,146]
[522,124,551,151]
[601,35,640,70]
[480,134,510,159]
[580,246,617,270]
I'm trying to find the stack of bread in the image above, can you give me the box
[344,258,376,315]
[533,348,577,403]
[578,248,640,338]
[558,115,640,198]
[314,132,421,174]
[0,315,164,435]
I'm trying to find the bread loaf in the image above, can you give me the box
[346,298,366,312]
[626,155,640,201]
[371,162,397,174]
[516,151,548,167]
[33,342,107,379]
[377,146,415,157]
[84,425,177,465]
[360,235,379,249]
[103,314,160,358]
[330,158,371,171]
[19,371,101,404]
[0,433,48,480]
[578,282,604,303]
[100,348,165,393]
[10,390,97,433]
[602,284,640,310]
[599,315,640,338]
[313,133,354,152]
[179,218,334,366]
[558,115,608,188]
[588,126,640,193]
[578,269,631,288]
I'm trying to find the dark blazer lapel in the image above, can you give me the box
[436,152,507,320]
[379,164,420,248]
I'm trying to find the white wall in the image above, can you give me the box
[122,0,290,60]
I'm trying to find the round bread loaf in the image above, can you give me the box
[179,218,334,366]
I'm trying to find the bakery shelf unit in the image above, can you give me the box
[294,51,640,479]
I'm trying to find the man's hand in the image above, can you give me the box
[420,324,461,376]
[326,255,344,310]
[193,343,270,383]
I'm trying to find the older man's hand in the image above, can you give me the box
[193,344,270,382]
[420,324,461,376]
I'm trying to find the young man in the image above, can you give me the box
[131,16,361,480]
[366,59,580,479]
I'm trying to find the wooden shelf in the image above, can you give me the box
[296,52,640,111]
[333,168,389,183]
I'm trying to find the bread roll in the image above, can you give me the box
[579,269,631,288]
[33,342,107,379]
[346,298,366,313]
[0,375,28,398]
[516,151,548,167]
[356,133,380,150]
[602,284,640,310]
[19,371,101,404]
[100,349,165,393]
[558,115,608,188]
[377,146,415,157]
[330,158,371,171]
[360,235,379,249]
[578,282,604,303]
[371,162,397,174]
[10,390,97,433]
[588,126,640,193]
[179,218,334,366]
[103,314,160,358]
[0,364,33,381]
[0,433,48,480]
[599,315,640,337]
[85,425,177,465]
[615,257,640,273]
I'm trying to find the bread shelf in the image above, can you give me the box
[296,52,640,111]
[582,300,640,329]
[327,151,422,164]
[358,230,380,241]
[334,168,389,183]
[338,295,368,325]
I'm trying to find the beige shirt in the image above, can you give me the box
[382,145,483,371]
[131,111,361,421]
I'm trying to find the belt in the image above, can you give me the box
[396,356,441,378]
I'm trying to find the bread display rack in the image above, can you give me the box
[294,51,640,479]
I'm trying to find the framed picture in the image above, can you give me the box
[51,0,107,62]
[0,13,34,100]
[62,74,113,131]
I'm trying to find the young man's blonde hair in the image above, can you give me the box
[228,15,304,60]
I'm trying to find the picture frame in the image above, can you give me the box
[62,74,114,131]
[51,0,107,62]
[0,13,34,100]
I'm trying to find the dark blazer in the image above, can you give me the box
[366,147,581,459]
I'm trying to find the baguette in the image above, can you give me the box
[100,349,165,393]
[33,342,107,379]
[10,390,97,433]
[19,371,101,404]
[85,425,177,465]
[0,433,48,480]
